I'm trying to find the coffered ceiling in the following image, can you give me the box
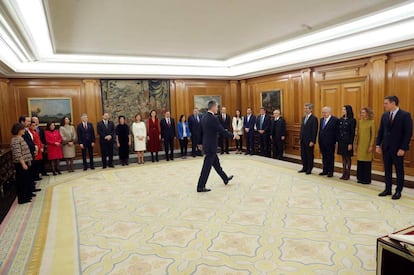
[0,0,414,79]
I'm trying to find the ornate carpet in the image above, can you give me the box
[1,155,414,274]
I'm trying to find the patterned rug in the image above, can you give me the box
[1,155,414,274]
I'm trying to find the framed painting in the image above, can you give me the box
[261,90,282,115]
[194,95,222,115]
[28,97,73,126]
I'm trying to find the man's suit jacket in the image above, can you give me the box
[271,117,287,140]
[97,120,115,143]
[77,122,95,145]
[160,118,176,140]
[219,114,231,130]
[256,114,271,132]
[199,111,234,153]
[36,126,46,145]
[376,109,413,153]
[300,114,318,144]
[188,114,201,139]
[23,129,36,157]
[244,114,256,131]
[318,116,339,146]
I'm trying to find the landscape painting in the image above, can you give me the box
[28,97,73,126]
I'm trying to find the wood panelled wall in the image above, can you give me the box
[0,49,414,175]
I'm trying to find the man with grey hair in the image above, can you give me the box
[318,106,338,177]
[298,103,318,174]
[77,113,96,170]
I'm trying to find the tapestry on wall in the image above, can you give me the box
[100,80,170,123]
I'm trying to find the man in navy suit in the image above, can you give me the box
[318,106,338,177]
[243,107,256,155]
[160,111,176,161]
[376,95,413,200]
[97,112,115,168]
[196,100,240,192]
[256,107,271,157]
[270,109,286,160]
[298,103,318,174]
[218,106,231,154]
[188,108,202,157]
[77,113,96,170]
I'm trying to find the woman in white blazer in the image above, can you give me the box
[232,109,244,154]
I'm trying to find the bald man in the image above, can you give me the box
[318,106,338,177]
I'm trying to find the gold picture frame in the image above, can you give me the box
[28,97,73,126]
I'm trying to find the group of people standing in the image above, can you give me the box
[298,95,412,200]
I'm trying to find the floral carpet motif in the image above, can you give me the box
[1,155,414,274]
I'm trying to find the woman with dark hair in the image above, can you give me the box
[356,107,375,184]
[59,116,77,172]
[337,105,356,180]
[177,114,191,158]
[232,109,244,154]
[116,115,131,166]
[147,110,161,162]
[11,123,33,204]
[45,122,63,175]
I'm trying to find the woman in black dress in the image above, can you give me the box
[337,105,356,180]
[115,116,131,165]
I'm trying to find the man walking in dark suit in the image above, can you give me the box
[218,106,231,154]
[318,106,339,177]
[256,107,271,157]
[77,113,96,170]
[244,107,256,155]
[376,95,413,200]
[160,111,176,161]
[197,100,240,192]
[298,103,318,174]
[188,108,202,157]
[97,112,115,168]
[270,109,286,160]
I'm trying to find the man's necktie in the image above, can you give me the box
[389,112,393,125]
[304,116,309,124]
[322,119,327,129]
[260,116,263,129]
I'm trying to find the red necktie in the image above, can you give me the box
[389,112,393,125]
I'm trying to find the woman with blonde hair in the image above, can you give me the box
[356,107,375,184]
[132,113,146,164]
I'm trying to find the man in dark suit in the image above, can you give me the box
[19,115,41,193]
[244,107,256,155]
[188,108,202,157]
[77,113,96,170]
[97,112,115,168]
[218,106,231,154]
[32,116,48,176]
[160,111,176,161]
[376,95,413,200]
[197,100,239,192]
[298,103,318,174]
[318,106,338,177]
[270,109,286,160]
[256,107,271,157]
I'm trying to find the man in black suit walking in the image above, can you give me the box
[77,113,96,170]
[160,111,176,161]
[376,95,413,200]
[188,108,202,157]
[270,109,286,160]
[196,100,240,192]
[244,107,256,155]
[298,103,318,174]
[256,107,271,157]
[218,106,231,154]
[97,112,115,168]
[318,106,338,177]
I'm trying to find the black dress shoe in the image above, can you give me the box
[224,175,234,185]
[392,192,401,200]
[197,188,211,192]
[41,173,49,176]
[34,188,41,192]
[31,193,36,197]
[34,177,42,181]
[306,171,311,175]
[90,166,95,170]
[378,190,392,196]
[102,166,107,169]
[18,199,32,204]
[109,165,115,168]
[327,173,333,178]
[298,169,306,173]
[319,172,328,176]
[83,167,87,171]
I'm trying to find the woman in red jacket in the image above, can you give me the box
[45,122,63,175]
